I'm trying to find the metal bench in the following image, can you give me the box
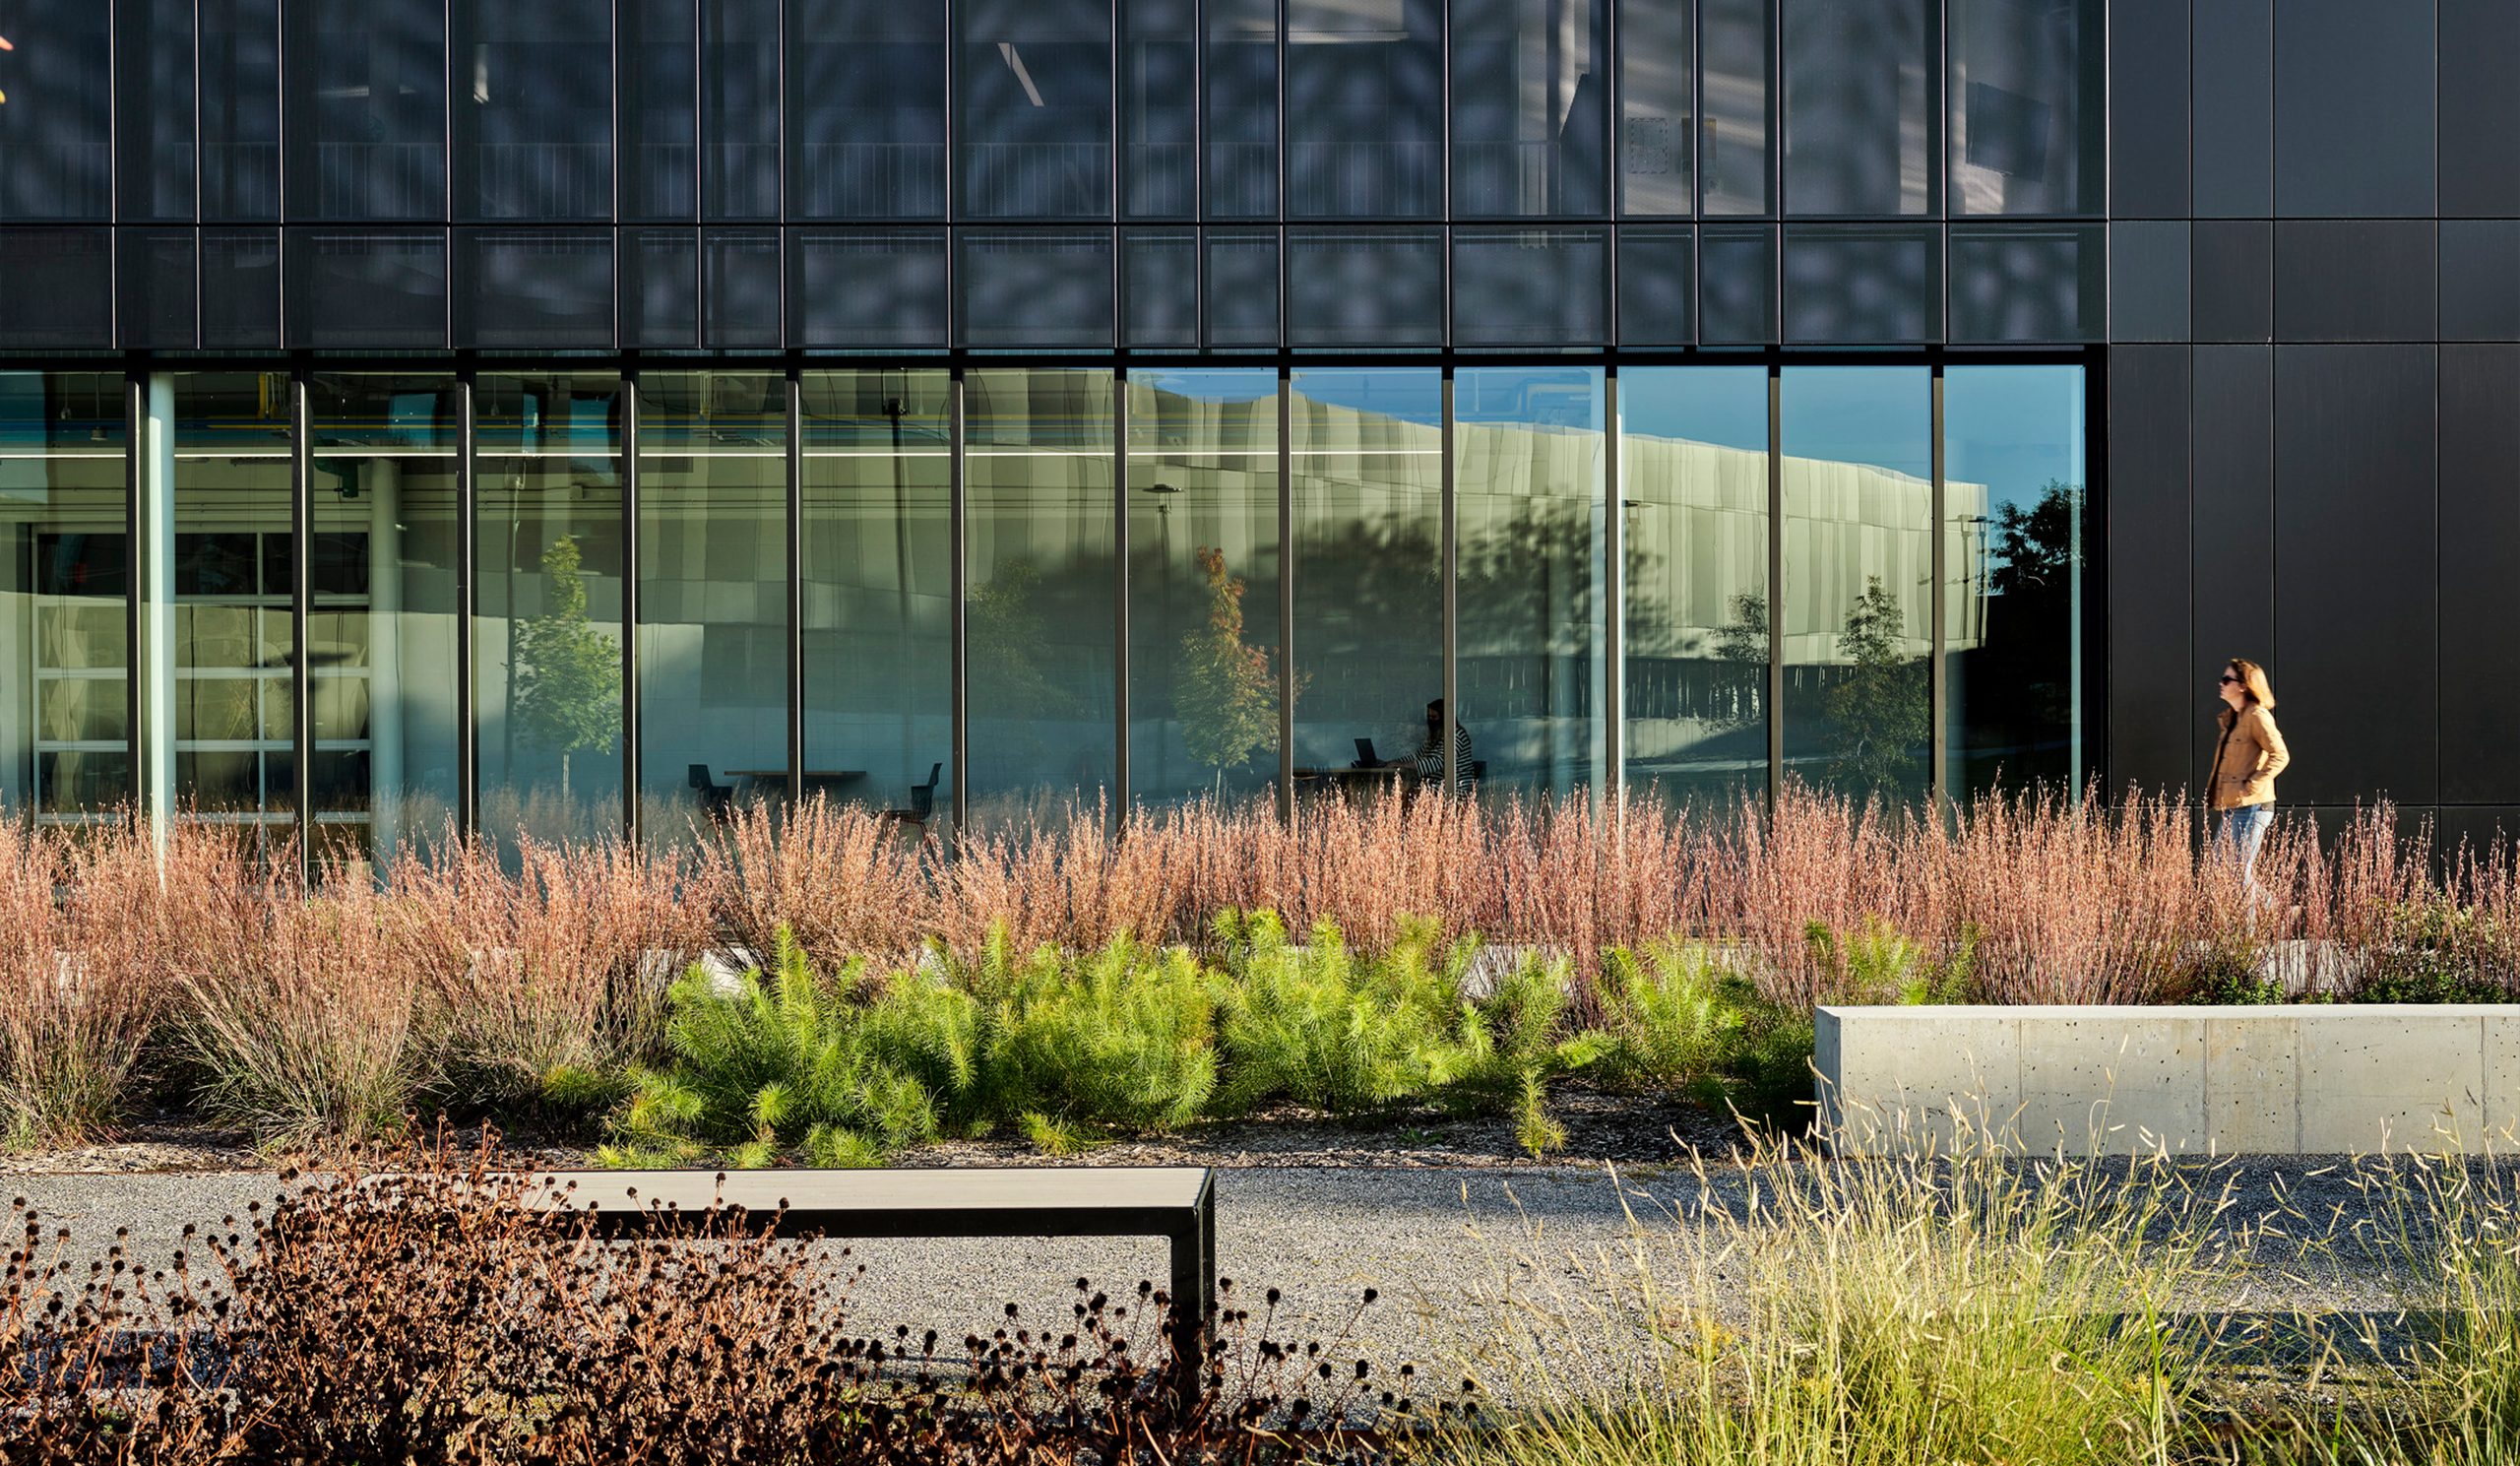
[379,1166,1219,1409]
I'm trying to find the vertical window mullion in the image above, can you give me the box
[1602,367,1623,808]
[124,374,145,839]
[1440,367,1457,795]
[621,373,643,844]
[456,372,479,835]
[289,373,313,880]
[1928,363,1948,811]
[1764,363,1783,818]
[786,370,805,809]
[1113,369,1132,818]
[947,368,968,832]
[1275,365,1292,825]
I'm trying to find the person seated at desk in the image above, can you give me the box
[1412,698,1475,796]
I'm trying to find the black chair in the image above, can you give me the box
[688,763,734,819]
[879,763,944,836]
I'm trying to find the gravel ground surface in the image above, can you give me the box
[7,1155,2438,1407]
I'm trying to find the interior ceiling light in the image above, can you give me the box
[997,42,1044,108]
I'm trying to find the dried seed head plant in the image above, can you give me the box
[1,1128,1408,1464]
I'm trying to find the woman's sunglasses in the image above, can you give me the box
[2218,673,2239,684]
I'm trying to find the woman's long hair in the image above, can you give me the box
[2220,658,2277,727]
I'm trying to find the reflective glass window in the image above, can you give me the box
[1698,224,1778,344]
[118,0,196,221]
[637,373,787,845]
[454,0,613,220]
[1453,229,1609,348]
[1700,0,1774,216]
[476,371,627,849]
[957,0,1113,219]
[703,228,782,348]
[1287,230,1443,349]
[166,374,295,838]
[788,0,948,219]
[1287,0,1443,218]
[1205,0,1279,219]
[622,227,699,348]
[306,374,465,869]
[1783,225,1938,344]
[1948,0,2103,216]
[203,229,284,349]
[1620,367,1771,809]
[1783,0,1935,217]
[1780,367,1932,805]
[286,0,447,220]
[1617,0,1691,217]
[1617,227,1695,346]
[1206,229,1281,349]
[792,230,950,348]
[801,371,954,835]
[1949,224,2103,344]
[1127,369,1282,807]
[704,0,782,220]
[1289,369,1443,804]
[1452,0,1609,218]
[1943,365,2084,796]
[202,0,284,221]
[1456,368,1606,800]
[123,229,199,350]
[0,4,111,220]
[460,229,616,350]
[958,231,1116,350]
[0,374,128,821]
[1124,232,1200,349]
[0,231,112,349]
[621,0,699,219]
[287,229,450,350]
[1123,0,1198,218]
[964,370,1116,828]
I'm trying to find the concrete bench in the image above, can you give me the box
[371,1166,1218,1409]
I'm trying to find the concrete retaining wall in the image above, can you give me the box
[1814,1005,2520,1156]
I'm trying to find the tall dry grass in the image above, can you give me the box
[1,784,2509,1146]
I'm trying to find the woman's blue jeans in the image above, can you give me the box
[2216,803,2273,883]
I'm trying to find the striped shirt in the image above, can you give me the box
[1415,725,1477,794]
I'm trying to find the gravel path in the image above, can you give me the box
[8,1157,2436,1405]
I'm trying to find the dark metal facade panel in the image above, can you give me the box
[2272,345,2438,807]
[2438,346,2520,804]
[2106,346,2194,797]
[2441,1,2520,218]
[2189,347,2273,786]
[2191,221,2272,344]
[2110,222,2190,343]
[2273,222,2438,343]
[2440,221,2520,343]
[2191,0,2273,219]
[2273,0,2437,220]
[2109,0,2191,219]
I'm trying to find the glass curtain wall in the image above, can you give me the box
[1456,367,1606,799]
[1780,367,1932,805]
[964,369,1115,829]
[169,374,293,835]
[306,373,463,867]
[1451,0,1609,219]
[1288,369,1443,802]
[637,372,787,844]
[1287,0,1444,218]
[1620,367,1770,809]
[0,373,127,821]
[801,370,954,831]
[1943,365,2084,796]
[476,371,626,848]
[1126,369,1282,807]
[956,0,1112,219]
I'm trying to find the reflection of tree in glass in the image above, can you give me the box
[1954,479,2083,787]
[1826,576,1927,795]
[1710,591,1769,733]
[1173,545,1287,778]
[511,535,620,800]
[968,559,1085,725]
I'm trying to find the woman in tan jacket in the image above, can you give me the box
[2209,658,2290,881]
